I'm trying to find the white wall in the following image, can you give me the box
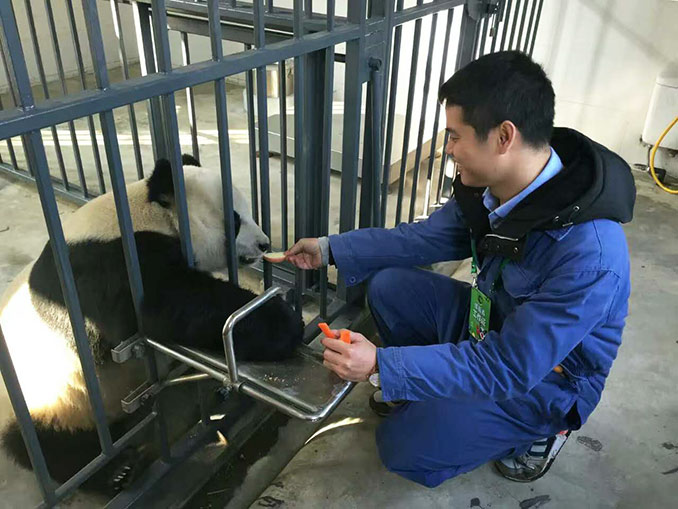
[531,0,678,171]
[0,1,140,95]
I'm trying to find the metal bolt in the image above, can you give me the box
[368,57,382,70]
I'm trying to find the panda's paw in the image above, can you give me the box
[108,447,146,493]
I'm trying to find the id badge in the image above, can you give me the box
[469,286,491,341]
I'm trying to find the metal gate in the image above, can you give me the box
[0,0,544,506]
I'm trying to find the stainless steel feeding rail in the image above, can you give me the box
[146,286,354,422]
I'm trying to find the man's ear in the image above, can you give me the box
[497,120,517,154]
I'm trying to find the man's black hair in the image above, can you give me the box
[438,51,555,148]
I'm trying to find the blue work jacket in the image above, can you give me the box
[329,197,631,431]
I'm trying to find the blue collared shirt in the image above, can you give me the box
[483,147,563,229]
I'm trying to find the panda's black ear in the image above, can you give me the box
[147,158,174,207]
[182,154,201,167]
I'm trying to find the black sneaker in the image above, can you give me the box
[368,390,404,417]
[495,430,571,482]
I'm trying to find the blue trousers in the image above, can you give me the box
[368,267,552,488]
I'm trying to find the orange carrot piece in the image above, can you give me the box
[340,329,351,344]
[318,322,334,338]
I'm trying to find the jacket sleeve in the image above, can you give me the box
[377,269,622,402]
[328,199,471,286]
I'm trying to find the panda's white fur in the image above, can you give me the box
[0,158,302,494]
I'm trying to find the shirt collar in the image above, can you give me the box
[483,147,563,229]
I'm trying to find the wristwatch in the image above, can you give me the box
[368,360,380,388]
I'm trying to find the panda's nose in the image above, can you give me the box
[259,242,270,253]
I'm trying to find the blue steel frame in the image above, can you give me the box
[0,0,543,506]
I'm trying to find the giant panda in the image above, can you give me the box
[0,155,304,495]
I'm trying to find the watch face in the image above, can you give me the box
[369,372,380,388]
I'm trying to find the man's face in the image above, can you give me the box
[444,105,502,188]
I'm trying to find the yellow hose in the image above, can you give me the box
[649,115,678,194]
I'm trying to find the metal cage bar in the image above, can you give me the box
[208,0,240,286]
[110,0,145,180]
[380,0,405,226]
[65,0,106,194]
[44,0,90,196]
[180,32,201,161]
[151,0,196,267]
[22,0,71,191]
[528,0,544,56]
[245,43,260,224]
[254,0,274,289]
[319,0,335,318]
[394,0,424,225]
[407,11,438,223]
[515,0,530,51]
[423,7,454,216]
[499,0,514,51]
[278,58,289,251]
[293,0,306,312]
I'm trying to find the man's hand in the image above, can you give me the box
[321,330,377,382]
[286,238,323,270]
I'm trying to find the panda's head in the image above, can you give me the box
[147,155,270,271]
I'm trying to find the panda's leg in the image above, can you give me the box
[1,416,152,495]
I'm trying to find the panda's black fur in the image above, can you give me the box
[0,155,304,495]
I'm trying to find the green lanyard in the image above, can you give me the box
[470,237,510,293]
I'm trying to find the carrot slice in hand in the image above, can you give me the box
[340,329,351,344]
[318,322,334,338]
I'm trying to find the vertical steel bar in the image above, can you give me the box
[278,59,289,251]
[244,44,260,224]
[0,94,19,170]
[65,0,106,194]
[407,11,438,223]
[319,0,335,318]
[293,0,305,313]
[528,0,544,57]
[380,0,404,226]
[0,30,31,176]
[132,1,168,161]
[254,0,273,289]
[378,0,395,139]
[86,0,173,462]
[0,326,57,505]
[44,0,89,196]
[151,0,195,267]
[508,0,523,50]
[523,0,538,53]
[110,0,145,180]
[80,0,145,332]
[499,0,514,51]
[394,0,423,225]
[180,32,200,161]
[478,5,490,58]
[337,0,366,302]
[423,8,454,216]
[208,0,239,285]
[489,0,504,54]
[22,0,71,190]
[370,63,384,228]
[515,0,530,52]
[0,1,114,455]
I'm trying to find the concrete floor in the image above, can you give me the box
[250,174,678,509]
[1,69,677,508]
